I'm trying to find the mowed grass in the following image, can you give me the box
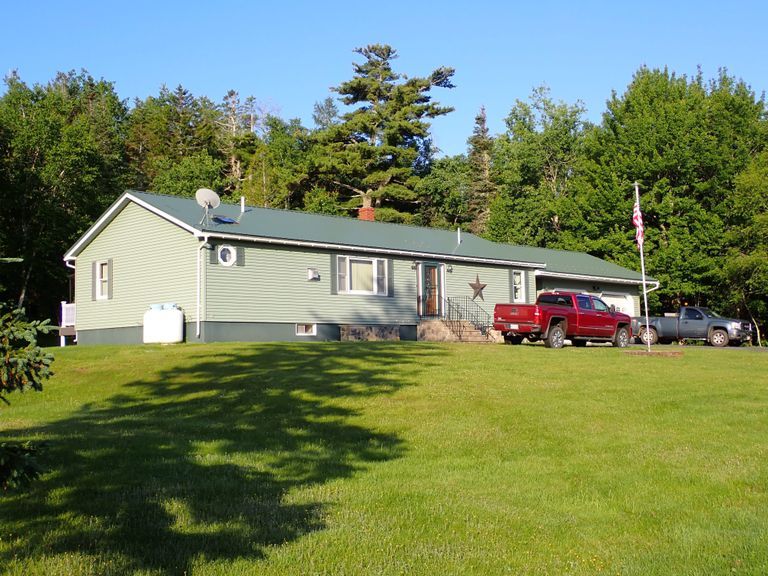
[1,342,767,575]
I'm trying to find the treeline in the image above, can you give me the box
[0,44,766,336]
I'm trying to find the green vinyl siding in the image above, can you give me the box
[205,244,418,324]
[75,203,199,331]
[525,270,536,303]
[444,264,517,314]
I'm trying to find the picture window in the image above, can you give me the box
[336,256,388,296]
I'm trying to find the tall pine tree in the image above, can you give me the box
[466,106,496,234]
[313,44,455,221]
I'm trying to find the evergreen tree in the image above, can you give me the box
[466,106,496,234]
[312,97,339,130]
[0,305,54,492]
[313,44,455,221]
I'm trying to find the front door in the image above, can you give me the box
[421,263,441,317]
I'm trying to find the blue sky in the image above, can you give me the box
[2,1,766,156]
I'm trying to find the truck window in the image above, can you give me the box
[576,295,592,310]
[698,308,721,318]
[592,298,609,312]
[683,309,703,320]
[537,294,573,307]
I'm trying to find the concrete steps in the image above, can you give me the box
[418,320,499,343]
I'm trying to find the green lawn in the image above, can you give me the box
[1,342,767,575]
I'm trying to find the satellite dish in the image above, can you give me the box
[195,188,220,209]
[196,188,220,226]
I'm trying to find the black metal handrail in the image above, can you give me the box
[444,296,494,337]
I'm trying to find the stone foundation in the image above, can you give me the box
[340,325,400,341]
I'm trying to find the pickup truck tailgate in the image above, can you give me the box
[494,304,538,328]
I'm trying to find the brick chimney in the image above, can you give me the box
[358,207,375,221]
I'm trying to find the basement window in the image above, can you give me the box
[296,323,317,336]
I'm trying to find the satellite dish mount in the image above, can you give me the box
[196,188,221,226]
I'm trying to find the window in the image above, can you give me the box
[336,256,388,295]
[683,308,703,320]
[296,323,317,336]
[512,270,525,302]
[592,298,610,312]
[93,259,112,300]
[218,245,237,267]
[576,295,593,310]
[538,294,572,307]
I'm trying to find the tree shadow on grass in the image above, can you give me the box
[0,342,443,574]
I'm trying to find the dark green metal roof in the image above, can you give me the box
[67,190,649,284]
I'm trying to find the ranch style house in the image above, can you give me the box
[60,190,655,345]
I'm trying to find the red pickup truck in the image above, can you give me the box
[493,292,633,349]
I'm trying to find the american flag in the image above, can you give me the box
[632,199,644,249]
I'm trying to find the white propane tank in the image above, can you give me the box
[143,304,184,344]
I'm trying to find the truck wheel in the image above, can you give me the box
[710,329,729,347]
[638,326,658,345]
[544,325,565,349]
[504,334,524,345]
[613,326,630,348]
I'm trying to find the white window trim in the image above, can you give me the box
[295,323,317,336]
[337,255,388,296]
[512,270,526,303]
[95,260,110,300]
[218,244,237,267]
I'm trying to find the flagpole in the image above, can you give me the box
[635,182,651,353]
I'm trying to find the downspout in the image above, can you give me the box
[196,236,209,339]
[644,281,661,294]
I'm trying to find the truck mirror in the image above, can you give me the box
[609,304,616,314]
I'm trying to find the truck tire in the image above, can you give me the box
[544,324,565,349]
[710,329,729,347]
[638,326,658,345]
[613,326,630,348]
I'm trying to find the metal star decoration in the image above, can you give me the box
[469,274,487,301]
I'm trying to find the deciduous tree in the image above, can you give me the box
[486,87,587,246]
[0,71,127,317]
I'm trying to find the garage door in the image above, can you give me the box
[600,294,636,316]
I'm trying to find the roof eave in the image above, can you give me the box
[196,230,547,269]
[63,191,548,269]
[535,269,658,288]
